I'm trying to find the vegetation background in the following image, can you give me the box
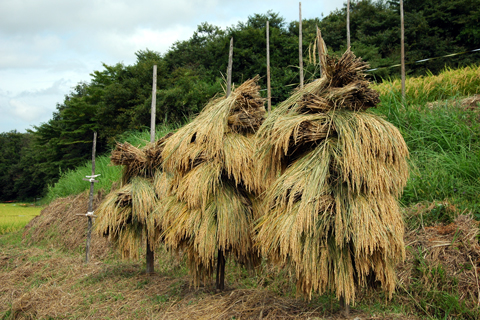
[1,0,479,202]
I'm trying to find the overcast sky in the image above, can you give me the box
[0,0,346,133]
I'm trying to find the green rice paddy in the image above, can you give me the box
[0,203,42,235]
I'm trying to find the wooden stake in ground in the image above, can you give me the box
[266,21,271,113]
[299,2,304,88]
[214,36,235,291]
[81,132,99,264]
[146,65,157,274]
[400,0,406,100]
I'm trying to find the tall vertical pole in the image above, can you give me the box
[400,0,406,100]
[217,37,233,291]
[146,65,157,274]
[85,132,97,264]
[150,65,157,143]
[347,0,351,49]
[299,2,304,88]
[227,37,234,97]
[316,27,324,77]
[266,21,271,113]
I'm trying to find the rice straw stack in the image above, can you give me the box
[95,134,173,258]
[158,77,266,285]
[255,39,409,304]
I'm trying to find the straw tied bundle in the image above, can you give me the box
[158,77,265,286]
[95,135,172,258]
[255,49,409,304]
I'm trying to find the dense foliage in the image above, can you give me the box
[1,0,479,200]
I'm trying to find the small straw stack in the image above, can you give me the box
[95,134,173,258]
[110,133,172,185]
[158,77,266,285]
[255,36,409,304]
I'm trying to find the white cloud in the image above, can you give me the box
[0,0,346,132]
[8,99,47,122]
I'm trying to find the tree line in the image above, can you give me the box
[1,0,479,201]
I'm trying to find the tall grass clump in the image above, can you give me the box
[45,156,122,203]
[45,124,178,203]
[373,69,480,216]
[373,64,480,105]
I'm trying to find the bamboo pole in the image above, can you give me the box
[316,27,323,77]
[299,2,304,88]
[400,0,406,100]
[347,0,351,49]
[227,37,233,97]
[146,65,157,274]
[150,65,157,143]
[266,21,271,112]
[216,37,233,291]
[85,132,97,264]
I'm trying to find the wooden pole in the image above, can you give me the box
[347,0,351,49]
[216,249,226,290]
[150,65,157,143]
[266,21,271,113]
[216,37,233,291]
[339,296,350,317]
[227,37,233,97]
[85,132,97,264]
[146,65,157,274]
[316,27,323,77]
[299,2,304,88]
[400,0,406,100]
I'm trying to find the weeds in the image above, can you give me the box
[44,123,179,203]
[374,91,480,216]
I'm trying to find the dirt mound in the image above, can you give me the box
[23,190,112,260]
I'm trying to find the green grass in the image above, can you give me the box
[0,203,42,235]
[45,123,179,203]
[371,66,480,217]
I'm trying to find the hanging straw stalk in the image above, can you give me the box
[158,77,266,287]
[255,35,409,305]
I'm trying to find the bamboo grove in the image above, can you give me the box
[95,42,409,303]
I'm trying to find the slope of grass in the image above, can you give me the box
[45,124,178,203]
[372,67,480,217]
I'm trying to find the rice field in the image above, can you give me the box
[0,203,42,235]
[373,64,480,105]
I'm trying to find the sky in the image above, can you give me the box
[0,0,346,133]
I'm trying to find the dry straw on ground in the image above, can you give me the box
[399,202,480,310]
[158,77,266,285]
[255,36,409,305]
[23,191,112,259]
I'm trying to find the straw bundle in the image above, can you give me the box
[110,133,173,185]
[95,177,159,259]
[96,133,174,258]
[158,77,266,286]
[255,45,409,304]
